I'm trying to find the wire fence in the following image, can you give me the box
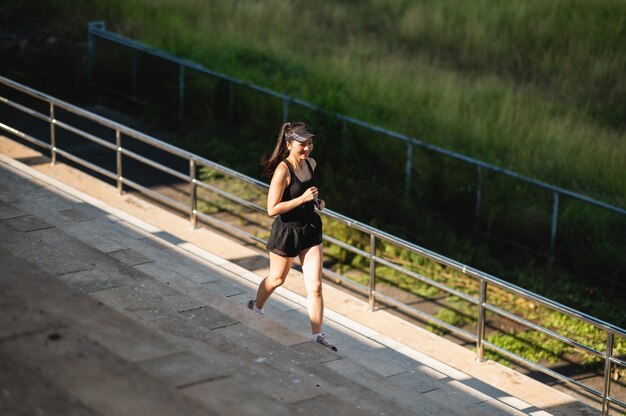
[85,21,626,285]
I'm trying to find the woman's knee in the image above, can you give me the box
[307,281,322,296]
[267,275,286,288]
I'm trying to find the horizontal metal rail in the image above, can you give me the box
[196,210,266,245]
[56,120,117,151]
[120,148,190,182]
[484,341,603,397]
[195,181,265,214]
[122,177,188,211]
[1,74,624,414]
[484,303,605,358]
[374,255,478,305]
[322,235,370,259]
[322,267,370,295]
[485,341,626,410]
[374,291,477,341]
[55,148,118,181]
[2,97,51,123]
[608,396,626,410]
[0,122,50,149]
[611,356,626,368]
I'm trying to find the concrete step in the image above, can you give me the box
[0,347,109,416]
[0,248,220,416]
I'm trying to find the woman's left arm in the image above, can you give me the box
[308,158,325,210]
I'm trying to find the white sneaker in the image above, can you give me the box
[247,299,263,315]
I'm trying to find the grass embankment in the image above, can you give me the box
[48,0,624,282]
[6,0,625,204]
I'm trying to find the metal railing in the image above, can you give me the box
[86,20,626,259]
[1,75,624,415]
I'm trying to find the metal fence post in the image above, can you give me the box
[131,51,138,102]
[87,36,94,87]
[550,191,559,252]
[476,279,487,361]
[50,103,57,165]
[228,82,234,124]
[405,141,413,199]
[178,64,185,121]
[87,23,99,87]
[602,332,614,415]
[475,165,482,221]
[87,21,106,88]
[282,99,289,123]
[190,159,198,229]
[368,234,376,311]
[115,129,123,194]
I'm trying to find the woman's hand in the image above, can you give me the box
[300,186,319,203]
[315,199,326,211]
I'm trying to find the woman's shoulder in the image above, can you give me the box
[307,157,317,170]
[274,160,289,175]
[276,160,289,172]
[272,161,290,183]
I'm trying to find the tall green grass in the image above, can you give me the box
[6,0,623,206]
[97,0,626,205]
[3,0,626,206]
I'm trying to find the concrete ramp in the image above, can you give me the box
[0,141,598,415]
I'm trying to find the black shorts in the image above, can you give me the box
[266,214,322,258]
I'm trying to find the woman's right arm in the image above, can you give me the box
[267,163,317,216]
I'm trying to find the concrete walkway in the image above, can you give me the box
[0,136,599,415]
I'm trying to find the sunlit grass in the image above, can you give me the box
[24,0,622,205]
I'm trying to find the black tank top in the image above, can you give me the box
[279,159,317,223]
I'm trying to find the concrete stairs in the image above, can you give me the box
[0,153,596,415]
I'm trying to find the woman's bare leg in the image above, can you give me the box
[255,252,294,309]
[299,244,324,334]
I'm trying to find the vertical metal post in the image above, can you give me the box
[404,141,413,199]
[368,234,376,311]
[190,159,198,229]
[178,64,185,121]
[282,99,289,123]
[50,103,57,165]
[115,130,123,195]
[131,51,138,102]
[87,38,93,86]
[475,165,482,221]
[602,332,614,415]
[228,82,234,124]
[550,191,559,252]
[87,25,95,87]
[87,21,105,87]
[476,279,487,362]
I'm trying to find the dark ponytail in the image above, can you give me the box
[261,122,291,177]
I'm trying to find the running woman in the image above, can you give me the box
[248,122,336,351]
